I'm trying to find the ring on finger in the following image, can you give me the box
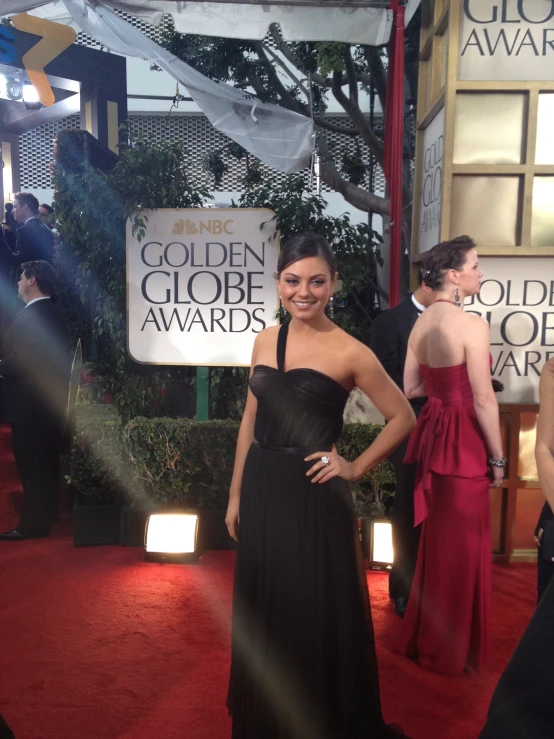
[320,455,330,465]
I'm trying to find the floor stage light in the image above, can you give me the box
[145,512,199,564]
[368,518,394,571]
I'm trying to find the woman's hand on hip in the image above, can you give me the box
[305,444,357,484]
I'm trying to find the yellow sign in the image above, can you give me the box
[10,13,76,107]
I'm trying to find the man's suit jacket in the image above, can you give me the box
[0,299,71,427]
[370,296,426,413]
[14,217,54,268]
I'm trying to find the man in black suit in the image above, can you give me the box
[12,192,54,268]
[0,261,70,540]
[370,271,435,617]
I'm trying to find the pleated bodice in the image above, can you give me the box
[249,322,350,450]
[421,363,475,406]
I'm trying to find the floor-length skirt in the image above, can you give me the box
[395,472,491,675]
[227,442,397,739]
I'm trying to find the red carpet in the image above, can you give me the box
[0,426,538,739]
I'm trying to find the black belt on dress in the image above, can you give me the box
[252,439,328,456]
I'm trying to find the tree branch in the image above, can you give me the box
[343,47,358,106]
[314,117,358,136]
[318,136,390,216]
[269,25,331,88]
[331,71,384,166]
[261,43,310,100]
[364,47,387,112]
[253,41,306,114]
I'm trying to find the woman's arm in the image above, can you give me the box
[536,359,554,510]
[348,349,416,478]
[465,318,504,485]
[307,346,416,483]
[404,343,426,399]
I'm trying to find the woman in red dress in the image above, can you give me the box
[395,235,505,675]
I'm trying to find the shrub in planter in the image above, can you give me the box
[69,405,130,498]
[69,405,132,546]
[70,410,396,550]
[125,417,240,550]
[338,423,396,519]
[125,418,239,509]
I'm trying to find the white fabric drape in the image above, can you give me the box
[3,1,393,45]
[1,0,394,172]
[65,1,316,173]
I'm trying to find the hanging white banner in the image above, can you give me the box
[127,208,280,366]
[3,0,393,45]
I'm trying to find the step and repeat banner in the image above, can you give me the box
[466,257,554,402]
[127,209,279,365]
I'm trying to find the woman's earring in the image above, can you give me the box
[328,295,334,320]
[454,286,461,308]
[279,295,288,317]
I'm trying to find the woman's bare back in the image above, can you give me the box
[410,304,483,368]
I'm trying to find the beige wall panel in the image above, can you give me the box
[536,93,554,164]
[518,411,539,480]
[531,177,554,247]
[450,175,520,246]
[453,93,525,164]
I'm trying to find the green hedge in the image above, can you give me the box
[69,405,395,515]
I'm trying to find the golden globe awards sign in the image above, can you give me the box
[127,209,279,365]
[419,108,444,253]
[466,257,554,402]
[459,0,554,80]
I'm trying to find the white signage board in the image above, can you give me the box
[459,0,554,80]
[419,107,444,253]
[465,257,554,402]
[127,209,279,365]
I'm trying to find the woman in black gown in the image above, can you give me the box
[226,233,416,739]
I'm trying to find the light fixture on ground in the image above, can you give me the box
[367,518,394,571]
[145,511,199,564]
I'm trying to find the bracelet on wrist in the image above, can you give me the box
[488,456,507,468]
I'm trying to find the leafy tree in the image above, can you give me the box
[52,134,383,420]
[161,14,420,233]
[52,132,209,419]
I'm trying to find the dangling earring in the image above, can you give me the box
[454,285,461,308]
[328,295,334,320]
[279,294,288,318]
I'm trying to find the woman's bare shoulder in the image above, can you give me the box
[460,311,490,331]
[331,328,376,364]
[254,324,280,345]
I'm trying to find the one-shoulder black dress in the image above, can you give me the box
[227,322,404,739]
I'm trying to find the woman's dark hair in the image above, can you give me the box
[277,233,338,277]
[420,235,476,290]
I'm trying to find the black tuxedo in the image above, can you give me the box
[0,299,70,536]
[371,296,424,603]
[14,217,54,268]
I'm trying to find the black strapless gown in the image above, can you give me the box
[227,322,405,739]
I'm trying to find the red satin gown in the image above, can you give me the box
[395,363,491,675]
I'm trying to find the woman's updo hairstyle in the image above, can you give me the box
[277,233,338,277]
[420,235,476,290]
